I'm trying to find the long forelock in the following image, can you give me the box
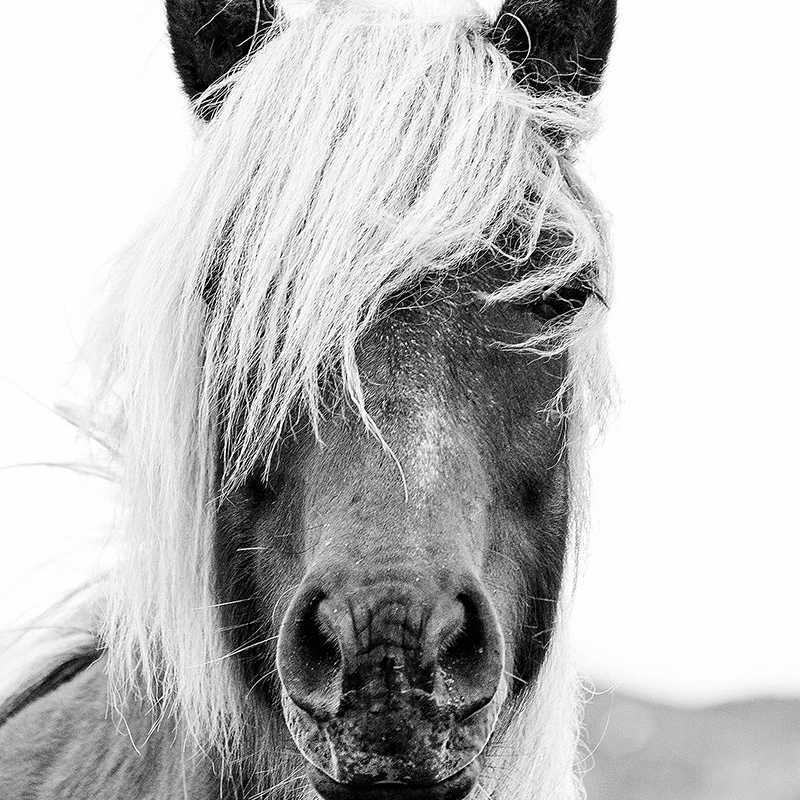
[192,11,610,490]
[97,8,610,798]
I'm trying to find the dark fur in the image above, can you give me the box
[166,0,276,117]
[490,0,617,96]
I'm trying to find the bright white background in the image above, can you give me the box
[1,1,798,705]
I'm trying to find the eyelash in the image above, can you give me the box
[515,285,601,321]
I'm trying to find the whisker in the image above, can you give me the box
[474,780,492,799]
[198,598,255,609]
[217,621,259,634]
[250,773,308,800]
[246,667,279,698]
[202,635,279,665]
[504,670,529,686]
[271,583,302,626]
[0,462,116,481]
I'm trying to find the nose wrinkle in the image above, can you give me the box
[339,591,432,697]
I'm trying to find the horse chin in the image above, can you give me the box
[282,684,504,789]
[305,759,483,800]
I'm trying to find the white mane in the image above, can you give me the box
[87,8,611,799]
[282,0,504,23]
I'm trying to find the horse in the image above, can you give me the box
[0,1,616,798]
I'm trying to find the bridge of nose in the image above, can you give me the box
[300,378,493,565]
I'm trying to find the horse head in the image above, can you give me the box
[104,3,615,799]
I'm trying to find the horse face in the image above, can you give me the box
[215,272,573,800]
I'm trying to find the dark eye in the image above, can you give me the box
[242,467,282,507]
[517,284,600,322]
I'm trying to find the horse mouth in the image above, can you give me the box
[306,759,482,800]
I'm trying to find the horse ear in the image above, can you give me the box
[166,0,276,117]
[490,0,617,96]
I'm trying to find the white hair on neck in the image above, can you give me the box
[94,7,611,798]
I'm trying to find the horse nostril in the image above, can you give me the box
[437,590,504,720]
[438,594,478,670]
[277,589,343,721]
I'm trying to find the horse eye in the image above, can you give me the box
[516,285,596,321]
[242,469,281,507]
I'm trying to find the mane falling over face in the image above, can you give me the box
[99,3,616,799]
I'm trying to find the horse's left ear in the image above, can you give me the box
[166,1,276,116]
[490,0,617,96]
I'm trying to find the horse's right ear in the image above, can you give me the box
[166,1,277,118]
[491,0,617,96]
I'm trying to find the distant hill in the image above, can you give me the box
[582,690,800,800]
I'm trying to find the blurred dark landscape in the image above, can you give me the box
[583,689,800,799]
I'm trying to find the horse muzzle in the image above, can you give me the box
[305,759,484,800]
[276,571,506,796]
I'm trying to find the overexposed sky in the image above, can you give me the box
[1,1,798,705]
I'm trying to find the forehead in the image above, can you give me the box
[346,270,569,463]
[358,264,566,385]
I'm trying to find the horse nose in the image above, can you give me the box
[276,573,505,724]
